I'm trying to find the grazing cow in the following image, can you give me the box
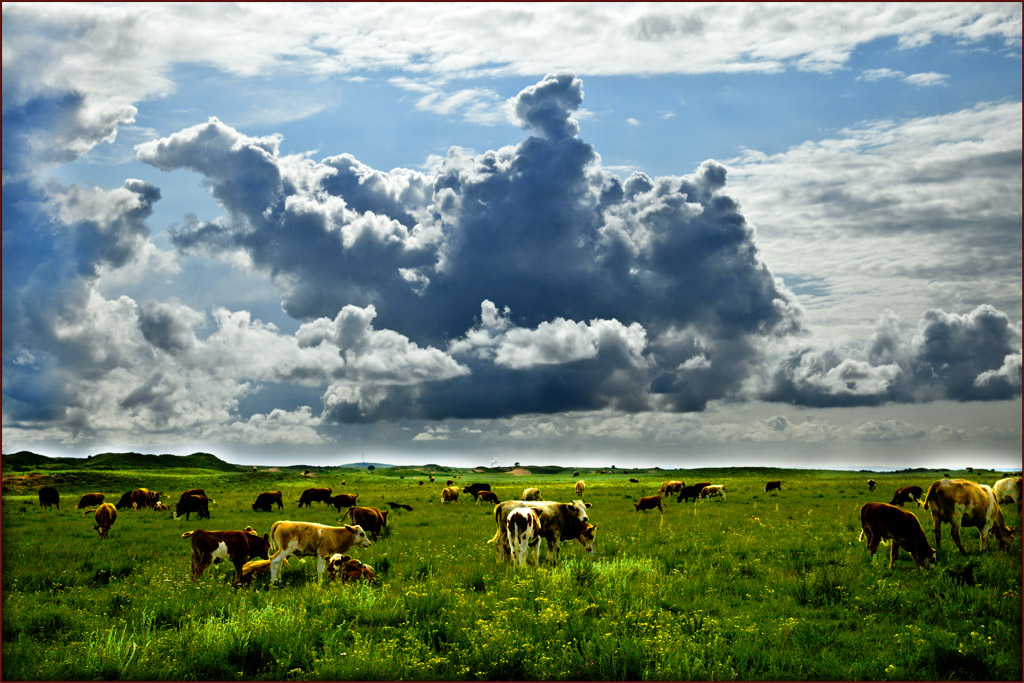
[477,490,500,505]
[130,488,163,509]
[297,487,333,508]
[346,506,389,540]
[659,481,684,497]
[506,507,542,566]
[634,495,663,513]
[77,493,105,509]
[489,500,595,563]
[924,479,1015,554]
[327,493,359,512]
[440,486,460,503]
[676,483,710,503]
[993,477,1022,516]
[859,502,935,569]
[890,485,925,507]
[114,490,135,510]
[574,480,586,498]
[446,479,455,486]
[628,478,640,483]
[573,471,580,478]
[387,501,414,511]
[267,521,372,583]
[700,485,726,500]
[252,490,284,512]
[429,476,435,483]
[181,529,271,586]
[326,553,378,583]
[765,480,782,494]
[522,488,542,501]
[38,486,59,510]
[463,483,492,499]
[868,479,876,492]
[92,503,117,539]
[174,494,210,521]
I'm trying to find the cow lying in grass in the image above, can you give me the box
[326,553,377,583]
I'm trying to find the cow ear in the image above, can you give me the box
[263,533,269,541]
[585,502,592,508]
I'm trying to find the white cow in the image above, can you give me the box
[505,507,542,566]
[993,477,1022,516]
[700,485,726,500]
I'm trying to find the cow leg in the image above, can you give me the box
[192,551,211,580]
[269,548,292,584]
[232,560,246,587]
[950,521,968,555]
[316,554,328,582]
[865,529,879,558]
[932,515,942,552]
[888,541,900,569]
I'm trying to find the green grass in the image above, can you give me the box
[2,466,1020,680]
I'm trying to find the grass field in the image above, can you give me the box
[2,465,1021,681]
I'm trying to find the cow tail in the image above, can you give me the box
[181,531,195,538]
[83,508,97,516]
[268,520,282,556]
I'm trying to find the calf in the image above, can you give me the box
[506,507,542,566]
[252,490,284,512]
[297,487,333,508]
[765,480,782,494]
[859,502,935,569]
[633,495,663,513]
[386,501,413,511]
[154,502,170,512]
[993,477,1022,516]
[659,481,684,497]
[440,486,460,503]
[574,480,586,498]
[924,479,1015,554]
[38,486,59,510]
[463,483,492,499]
[327,493,359,512]
[174,494,210,521]
[267,521,372,583]
[522,487,542,501]
[676,483,710,503]
[489,500,595,564]
[77,493,105,509]
[890,485,925,507]
[92,503,117,539]
[182,529,271,586]
[326,553,378,583]
[476,490,500,505]
[346,506,389,540]
[700,485,726,500]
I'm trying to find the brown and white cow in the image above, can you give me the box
[267,521,372,583]
[506,507,542,566]
[477,490,500,505]
[859,502,935,569]
[326,553,377,583]
[700,485,726,500]
[489,500,595,564]
[77,493,105,509]
[346,506,389,540]
[993,477,1022,516]
[633,495,663,513]
[889,485,925,507]
[182,528,271,585]
[574,480,586,498]
[924,479,1015,554]
[92,503,117,539]
[328,493,359,512]
[522,487,542,501]
[297,487,333,508]
[440,486,460,503]
[659,481,684,497]
[765,480,782,494]
[252,490,284,512]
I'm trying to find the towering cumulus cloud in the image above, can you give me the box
[136,73,803,420]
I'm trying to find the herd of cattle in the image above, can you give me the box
[30,472,1022,585]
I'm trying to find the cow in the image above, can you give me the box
[418,481,424,486]
[387,501,413,511]
[573,471,580,478]
[38,486,59,510]
[868,479,876,492]
[327,493,359,512]
[522,488,542,501]
[252,490,284,512]
[130,488,163,509]
[267,521,372,583]
[923,479,1015,554]
[628,478,640,483]
[477,490,500,505]
[114,490,135,510]
[440,486,460,503]
[181,528,271,586]
[154,502,170,511]
[326,553,378,583]
[346,506,389,540]
[489,500,595,564]
[77,493,105,509]
[634,495,663,513]
[446,479,455,486]
[174,494,210,521]
[429,476,435,483]
[676,483,710,503]
[92,503,117,539]
[506,507,542,566]
[993,477,1022,516]
[463,483,492,499]
[890,485,925,507]
[574,480,586,499]
[659,481,684,497]
[859,502,936,569]
[765,480,782,494]
[179,488,206,501]
[297,487,333,508]
[700,485,726,500]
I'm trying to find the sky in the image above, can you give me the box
[2,2,1021,471]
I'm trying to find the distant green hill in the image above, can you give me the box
[2,451,243,472]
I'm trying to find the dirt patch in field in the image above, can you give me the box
[508,468,532,476]
[262,467,281,472]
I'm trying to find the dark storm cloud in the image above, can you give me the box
[137,74,803,422]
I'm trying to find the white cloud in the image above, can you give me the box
[626,117,641,127]
[903,71,949,87]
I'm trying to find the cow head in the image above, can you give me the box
[994,524,1016,552]
[577,523,597,552]
[248,532,271,560]
[347,525,372,548]
[326,553,351,580]
[380,510,389,525]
